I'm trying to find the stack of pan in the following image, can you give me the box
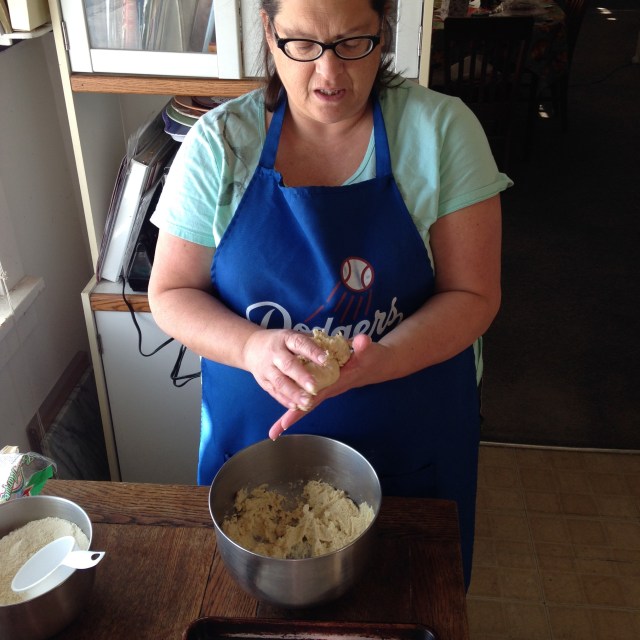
[162,95,230,141]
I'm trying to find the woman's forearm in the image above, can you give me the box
[149,286,261,367]
[375,287,500,382]
[148,232,262,368]
[358,196,502,385]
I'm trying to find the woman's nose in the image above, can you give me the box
[314,50,344,78]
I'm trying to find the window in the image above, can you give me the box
[0,182,44,344]
[0,181,23,292]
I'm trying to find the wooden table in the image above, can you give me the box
[42,480,469,640]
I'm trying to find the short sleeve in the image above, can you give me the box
[436,96,513,217]
[151,91,265,248]
[381,81,513,246]
[151,115,223,247]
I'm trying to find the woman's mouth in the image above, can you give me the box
[315,88,344,98]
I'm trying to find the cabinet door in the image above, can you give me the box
[95,310,201,484]
[395,0,426,79]
[60,0,243,78]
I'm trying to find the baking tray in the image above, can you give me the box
[182,617,437,640]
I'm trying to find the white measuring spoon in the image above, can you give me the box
[12,535,105,598]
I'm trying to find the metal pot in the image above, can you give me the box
[0,495,96,640]
[209,435,382,608]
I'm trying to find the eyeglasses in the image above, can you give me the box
[270,20,382,62]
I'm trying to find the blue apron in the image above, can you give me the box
[201,94,480,588]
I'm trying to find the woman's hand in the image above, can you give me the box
[267,333,379,439]
[242,329,331,413]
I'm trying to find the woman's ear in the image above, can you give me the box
[260,10,274,48]
[378,4,392,52]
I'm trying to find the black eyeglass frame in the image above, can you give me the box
[270,20,382,62]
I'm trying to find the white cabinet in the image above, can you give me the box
[48,0,261,483]
[88,287,201,483]
[59,0,254,78]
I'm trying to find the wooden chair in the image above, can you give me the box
[554,0,589,130]
[440,16,534,171]
[525,0,588,155]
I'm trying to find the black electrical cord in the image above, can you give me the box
[121,278,200,387]
[170,344,201,387]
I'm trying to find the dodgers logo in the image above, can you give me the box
[246,256,403,340]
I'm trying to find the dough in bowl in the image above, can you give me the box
[222,480,375,559]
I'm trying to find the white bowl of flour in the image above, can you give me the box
[0,495,96,640]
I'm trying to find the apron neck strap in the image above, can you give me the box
[259,92,286,169]
[259,91,392,176]
[371,94,391,176]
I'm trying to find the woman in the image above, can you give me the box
[149,0,511,588]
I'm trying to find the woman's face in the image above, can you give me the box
[263,0,383,126]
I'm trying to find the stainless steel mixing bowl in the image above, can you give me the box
[0,495,96,640]
[209,434,382,608]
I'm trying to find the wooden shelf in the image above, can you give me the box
[91,291,150,313]
[70,74,262,96]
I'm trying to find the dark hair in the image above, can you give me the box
[259,0,398,111]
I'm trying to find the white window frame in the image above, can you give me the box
[0,183,45,347]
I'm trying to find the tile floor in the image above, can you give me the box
[467,444,640,639]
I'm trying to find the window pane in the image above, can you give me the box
[84,0,217,54]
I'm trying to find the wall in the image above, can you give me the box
[0,34,93,451]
